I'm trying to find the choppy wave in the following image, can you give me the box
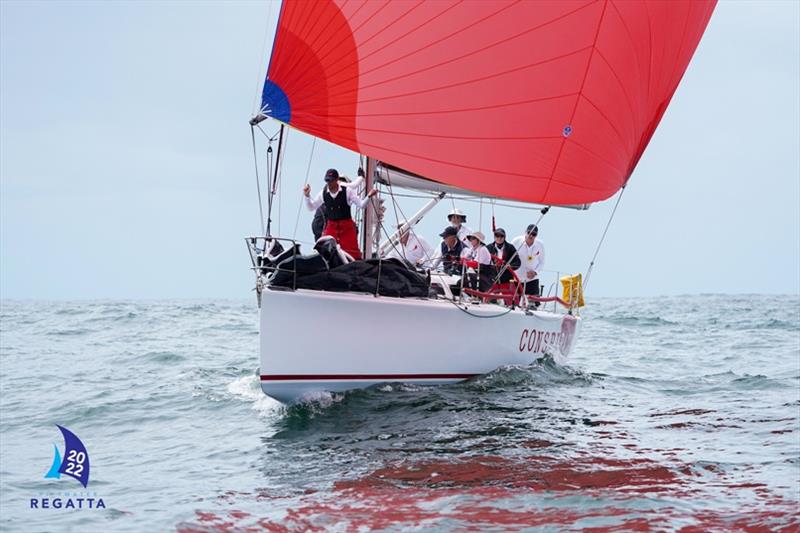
[0,295,798,532]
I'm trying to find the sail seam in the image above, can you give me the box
[298,92,578,118]
[318,0,598,97]
[294,0,518,98]
[278,0,359,91]
[579,93,628,155]
[593,47,639,149]
[543,0,609,201]
[296,45,594,111]
[283,0,395,95]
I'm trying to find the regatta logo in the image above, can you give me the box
[44,425,90,487]
[32,425,105,510]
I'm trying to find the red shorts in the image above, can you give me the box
[323,219,361,260]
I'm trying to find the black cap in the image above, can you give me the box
[494,228,506,238]
[526,224,539,236]
[439,226,459,238]
[324,168,339,182]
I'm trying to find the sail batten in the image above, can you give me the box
[261,0,716,206]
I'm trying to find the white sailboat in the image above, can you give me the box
[244,0,716,403]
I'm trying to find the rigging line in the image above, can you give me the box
[380,173,438,269]
[255,123,281,142]
[369,191,511,319]
[386,190,556,212]
[488,206,551,291]
[374,171,546,318]
[292,136,317,240]
[270,124,285,236]
[250,126,265,235]
[251,0,275,115]
[265,139,274,236]
[479,197,483,233]
[384,167,405,256]
[353,155,366,231]
[583,185,626,292]
[277,127,290,236]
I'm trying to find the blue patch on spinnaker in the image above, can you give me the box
[44,444,62,479]
[261,80,291,123]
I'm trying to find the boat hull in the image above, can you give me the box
[259,288,581,403]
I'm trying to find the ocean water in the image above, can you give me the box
[0,295,798,532]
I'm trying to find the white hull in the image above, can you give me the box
[259,289,581,403]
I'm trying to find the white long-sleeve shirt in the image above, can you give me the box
[305,185,370,212]
[511,236,545,281]
[386,233,434,268]
[454,224,473,246]
[460,243,492,265]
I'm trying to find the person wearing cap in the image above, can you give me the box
[311,174,364,241]
[486,228,521,284]
[385,222,434,269]
[304,168,377,260]
[512,224,545,308]
[447,208,473,246]
[431,226,464,275]
[460,231,494,292]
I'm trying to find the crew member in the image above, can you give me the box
[311,174,364,241]
[486,228,521,284]
[432,226,464,275]
[461,231,494,291]
[304,168,377,260]
[386,221,434,269]
[447,208,473,246]
[512,224,545,308]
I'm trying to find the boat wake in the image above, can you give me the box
[226,374,282,418]
[464,357,595,391]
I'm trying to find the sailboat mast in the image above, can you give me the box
[361,157,377,259]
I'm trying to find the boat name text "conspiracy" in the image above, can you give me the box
[518,328,568,354]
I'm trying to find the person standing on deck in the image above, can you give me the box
[311,174,364,241]
[486,228,521,284]
[512,224,545,309]
[304,168,377,260]
[447,208,473,247]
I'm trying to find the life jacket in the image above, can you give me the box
[488,242,505,260]
[440,240,463,273]
[323,187,352,221]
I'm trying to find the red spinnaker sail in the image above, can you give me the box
[261,0,716,205]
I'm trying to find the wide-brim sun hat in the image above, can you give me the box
[447,207,466,221]
[467,231,486,244]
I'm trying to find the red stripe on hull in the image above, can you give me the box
[260,373,479,381]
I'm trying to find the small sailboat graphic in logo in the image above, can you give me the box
[44,425,90,488]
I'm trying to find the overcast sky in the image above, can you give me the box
[1,0,798,300]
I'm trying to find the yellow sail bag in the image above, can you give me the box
[560,273,585,307]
